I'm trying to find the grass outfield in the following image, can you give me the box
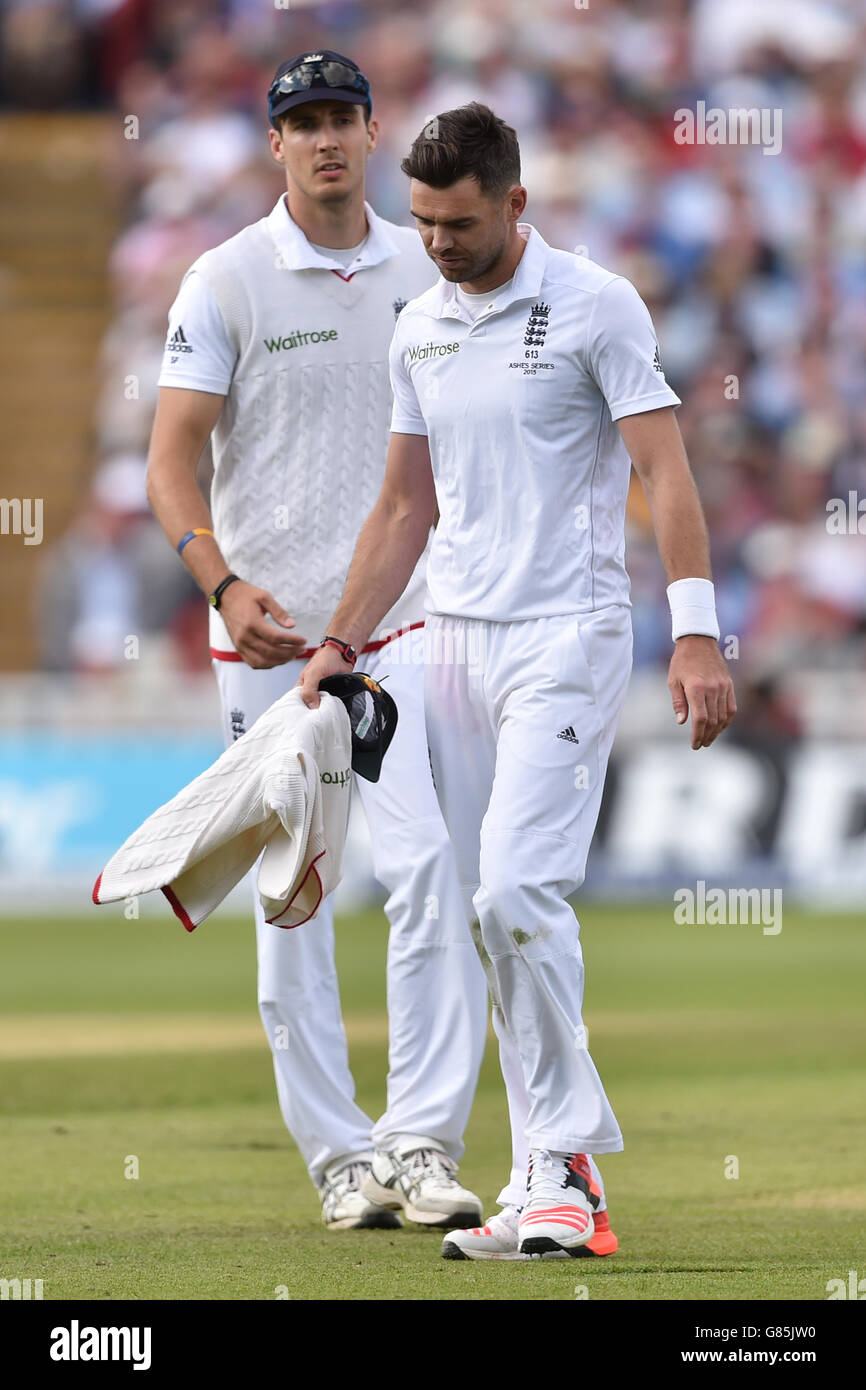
[0,902,863,1301]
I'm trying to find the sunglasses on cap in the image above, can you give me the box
[268,60,371,107]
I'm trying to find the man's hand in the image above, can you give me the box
[219,580,307,669]
[296,643,356,709]
[668,635,737,749]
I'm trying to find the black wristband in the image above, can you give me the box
[209,573,241,610]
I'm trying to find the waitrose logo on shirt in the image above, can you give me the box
[407,341,460,363]
[264,329,338,351]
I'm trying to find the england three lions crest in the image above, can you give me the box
[524,301,551,347]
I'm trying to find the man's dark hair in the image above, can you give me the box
[400,102,521,198]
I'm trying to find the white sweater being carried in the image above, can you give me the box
[93,690,352,930]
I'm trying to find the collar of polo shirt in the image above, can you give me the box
[432,222,548,321]
[266,193,401,272]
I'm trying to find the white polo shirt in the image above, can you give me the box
[389,223,681,621]
[157,195,437,649]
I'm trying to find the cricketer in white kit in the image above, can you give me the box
[146,52,489,1232]
[299,103,737,1261]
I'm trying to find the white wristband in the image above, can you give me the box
[667,577,720,641]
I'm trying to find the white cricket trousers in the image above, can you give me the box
[424,607,633,1210]
[214,626,488,1187]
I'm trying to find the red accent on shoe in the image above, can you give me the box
[524,1220,591,1236]
[570,1152,603,1204]
[521,1210,590,1231]
[584,1208,618,1256]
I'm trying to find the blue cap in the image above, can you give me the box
[268,50,371,126]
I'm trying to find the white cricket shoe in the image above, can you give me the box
[362,1141,482,1228]
[318,1154,402,1231]
[443,1202,619,1260]
[517,1149,595,1256]
[442,1203,526,1260]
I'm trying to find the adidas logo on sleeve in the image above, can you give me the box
[165,325,193,356]
[556,726,580,744]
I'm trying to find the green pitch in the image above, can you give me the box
[0,901,863,1301]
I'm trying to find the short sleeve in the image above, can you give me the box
[586,276,681,422]
[388,323,428,436]
[157,270,236,395]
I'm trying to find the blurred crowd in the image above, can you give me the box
[6,0,866,727]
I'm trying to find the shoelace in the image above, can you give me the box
[327,1161,368,1199]
[405,1147,458,1189]
[527,1149,571,1202]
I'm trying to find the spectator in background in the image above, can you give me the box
[35,456,205,674]
[0,1,85,110]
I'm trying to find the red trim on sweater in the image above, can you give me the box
[265,848,326,928]
[162,883,197,933]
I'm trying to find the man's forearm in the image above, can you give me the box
[327,498,429,651]
[641,467,713,585]
[146,391,231,597]
[618,408,713,586]
[147,458,229,595]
